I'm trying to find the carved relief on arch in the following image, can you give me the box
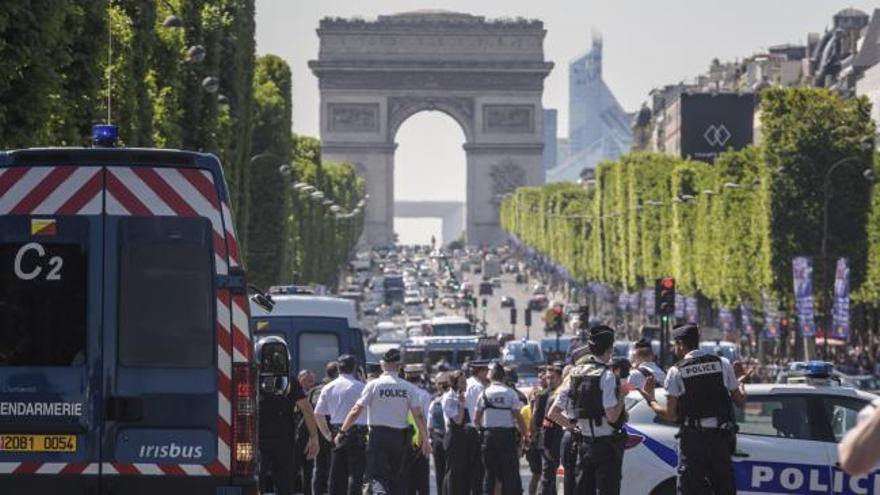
[489,158,526,211]
[387,95,475,140]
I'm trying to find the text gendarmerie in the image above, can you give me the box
[0,402,83,417]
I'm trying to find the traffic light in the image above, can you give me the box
[656,277,676,315]
[524,309,532,327]
[552,306,564,335]
[578,305,590,330]
[510,308,517,325]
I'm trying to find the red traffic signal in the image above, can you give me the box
[655,277,676,316]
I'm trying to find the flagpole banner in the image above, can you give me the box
[831,257,850,340]
[685,297,698,324]
[792,256,816,337]
[644,288,656,318]
[741,304,755,335]
[719,306,734,333]
[674,293,685,319]
[762,290,779,338]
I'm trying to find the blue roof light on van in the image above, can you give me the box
[92,124,119,147]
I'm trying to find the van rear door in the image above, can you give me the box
[99,166,235,493]
[0,165,104,492]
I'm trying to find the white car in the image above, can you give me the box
[587,382,880,494]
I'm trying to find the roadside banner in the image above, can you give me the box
[644,288,655,318]
[831,257,850,340]
[740,304,755,335]
[762,290,779,338]
[685,296,698,324]
[675,293,685,319]
[719,306,734,332]
[792,256,816,337]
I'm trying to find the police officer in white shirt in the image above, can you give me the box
[641,324,746,495]
[839,398,880,475]
[627,339,666,390]
[475,362,528,495]
[441,369,480,495]
[464,361,490,493]
[315,354,366,495]
[336,349,430,495]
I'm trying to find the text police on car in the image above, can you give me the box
[640,324,747,495]
[334,348,430,494]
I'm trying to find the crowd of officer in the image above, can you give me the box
[256,321,752,495]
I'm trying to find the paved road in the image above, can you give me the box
[428,456,535,495]
[465,271,555,341]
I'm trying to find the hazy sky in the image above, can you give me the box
[255,0,877,244]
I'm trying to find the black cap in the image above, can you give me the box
[672,324,699,341]
[382,348,401,363]
[337,354,356,368]
[588,325,615,348]
[633,339,652,351]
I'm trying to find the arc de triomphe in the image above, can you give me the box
[309,10,553,246]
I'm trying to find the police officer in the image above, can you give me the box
[256,337,320,495]
[464,361,490,493]
[641,324,746,495]
[312,361,340,495]
[428,373,450,494]
[535,364,563,495]
[546,326,629,495]
[441,369,480,495]
[627,339,665,390]
[314,355,366,495]
[404,364,432,495]
[335,349,430,495]
[475,362,528,495]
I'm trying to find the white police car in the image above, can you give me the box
[613,369,880,494]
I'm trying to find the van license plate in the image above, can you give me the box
[0,434,77,452]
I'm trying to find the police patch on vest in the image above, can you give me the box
[680,361,721,378]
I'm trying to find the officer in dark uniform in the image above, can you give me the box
[441,369,479,495]
[335,348,430,495]
[641,324,746,495]
[475,362,527,495]
[536,363,563,495]
[314,355,365,495]
[428,373,450,494]
[546,327,629,495]
[256,336,320,495]
[311,361,339,495]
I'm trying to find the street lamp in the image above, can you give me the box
[819,154,875,358]
[310,191,324,201]
[722,182,741,190]
[702,190,717,196]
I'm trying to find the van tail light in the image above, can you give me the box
[232,362,257,477]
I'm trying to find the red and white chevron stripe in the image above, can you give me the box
[0,462,99,475]
[105,166,229,275]
[0,166,102,215]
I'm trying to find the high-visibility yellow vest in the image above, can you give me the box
[407,411,420,446]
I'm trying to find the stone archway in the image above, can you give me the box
[309,10,553,246]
